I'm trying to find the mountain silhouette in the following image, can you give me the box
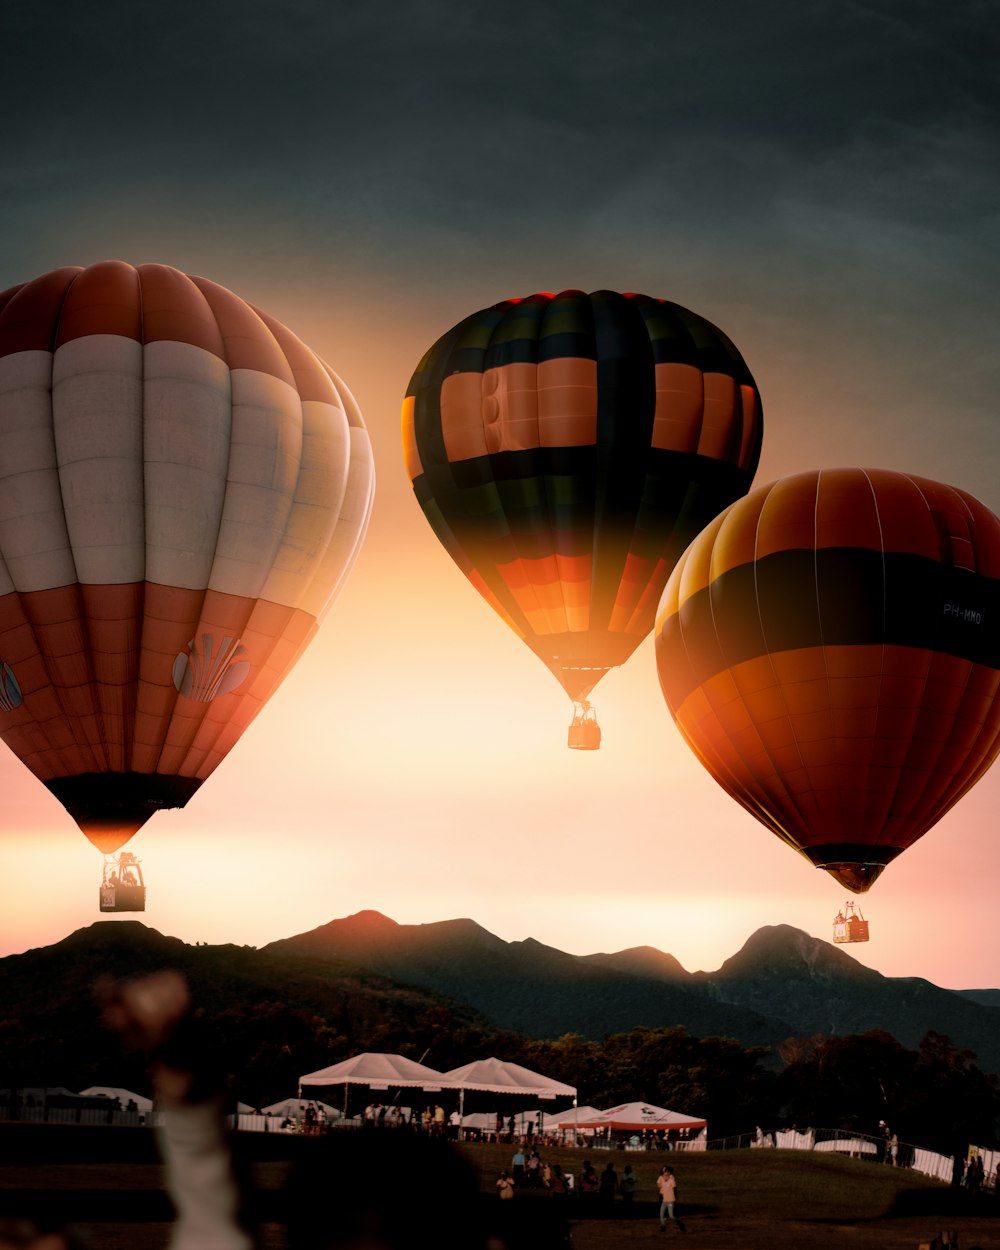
[263,912,1000,1072]
[3,913,999,1092]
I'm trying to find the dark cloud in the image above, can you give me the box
[1,0,996,500]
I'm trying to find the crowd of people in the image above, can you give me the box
[495,1151,684,1229]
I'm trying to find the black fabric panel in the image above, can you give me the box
[659,548,1000,709]
[47,771,203,825]
[590,291,657,629]
[801,843,904,868]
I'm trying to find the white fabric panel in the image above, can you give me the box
[911,1147,954,1182]
[143,341,232,590]
[306,424,375,620]
[259,398,349,608]
[0,350,78,592]
[209,369,302,599]
[53,335,145,585]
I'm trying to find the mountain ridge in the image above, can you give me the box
[3,911,998,1086]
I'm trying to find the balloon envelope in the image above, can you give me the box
[655,468,1000,891]
[402,289,762,703]
[0,261,374,851]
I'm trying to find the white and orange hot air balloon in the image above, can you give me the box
[0,262,374,902]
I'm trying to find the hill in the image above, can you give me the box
[3,912,999,1099]
[264,911,1000,1074]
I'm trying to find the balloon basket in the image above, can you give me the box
[832,900,869,944]
[567,702,601,751]
[99,851,147,913]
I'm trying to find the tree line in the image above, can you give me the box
[3,992,998,1154]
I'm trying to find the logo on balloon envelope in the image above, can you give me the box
[0,662,22,711]
[172,635,251,702]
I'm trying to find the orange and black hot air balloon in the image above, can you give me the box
[655,468,1000,892]
[0,262,374,900]
[402,289,762,747]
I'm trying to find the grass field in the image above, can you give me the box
[3,1136,998,1249]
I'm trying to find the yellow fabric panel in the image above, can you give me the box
[400,395,422,481]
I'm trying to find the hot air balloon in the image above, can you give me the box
[0,262,375,907]
[402,289,762,747]
[655,468,1000,893]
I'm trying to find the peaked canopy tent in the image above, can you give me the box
[78,1086,153,1113]
[443,1057,578,1128]
[298,1052,463,1119]
[574,1101,707,1147]
[547,1105,607,1139]
[262,1097,342,1122]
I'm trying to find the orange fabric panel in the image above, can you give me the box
[251,304,342,405]
[131,583,205,772]
[190,276,296,385]
[467,569,524,637]
[537,357,597,448]
[697,373,739,459]
[497,553,592,636]
[625,556,670,635]
[862,469,941,560]
[482,363,539,454]
[610,552,659,632]
[738,385,761,466]
[440,372,488,461]
[815,469,882,550]
[707,493,767,589]
[441,361,601,464]
[672,643,1000,859]
[754,474,820,561]
[652,363,703,453]
[136,264,227,358]
[0,267,79,356]
[52,260,142,346]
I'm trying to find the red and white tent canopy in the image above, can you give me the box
[573,1101,706,1132]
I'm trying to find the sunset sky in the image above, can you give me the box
[1,3,997,990]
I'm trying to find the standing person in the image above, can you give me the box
[620,1164,637,1214]
[579,1160,598,1201]
[657,1165,685,1232]
[496,1170,515,1201]
[526,1148,541,1188]
[889,1133,899,1166]
[511,1146,526,1187]
[548,1164,568,1197]
[599,1162,618,1207]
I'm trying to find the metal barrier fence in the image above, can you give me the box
[2,1102,994,1189]
[706,1126,957,1184]
[0,1104,156,1128]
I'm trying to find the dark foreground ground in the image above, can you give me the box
[2,1126,998,1250]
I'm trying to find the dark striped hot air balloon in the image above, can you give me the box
[655,468,1000,892]
[0,262,374,904]
[402,289,762,747]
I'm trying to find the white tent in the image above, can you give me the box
[262,1097,342,1121]
[299,1052,461,1092]
[550,1105,606,1132]
[444,1057,576,1099]
[78,1086,153,1113]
